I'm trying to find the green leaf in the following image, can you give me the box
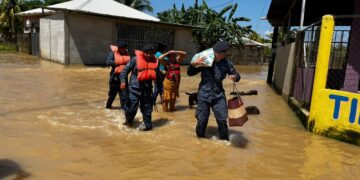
[218,4,232,17]
[201,0,208,9]
[232,17,251,22]
[228,3,237,22]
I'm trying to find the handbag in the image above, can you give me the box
[227,82,248,126]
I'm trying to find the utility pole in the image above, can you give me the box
[300,0,307,30]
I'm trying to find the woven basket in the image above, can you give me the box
[228,83,248,127]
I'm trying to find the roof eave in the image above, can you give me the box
[44,7,199,29]
[15,8,56,17]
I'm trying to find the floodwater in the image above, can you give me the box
[0,53,360,179]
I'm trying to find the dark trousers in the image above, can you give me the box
[106,81,128,110]
[125,89,154,129]
[153,73,165,104]
[195,97,229,140]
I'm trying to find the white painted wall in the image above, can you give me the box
[39,13,65,64]
[273,42,296,96]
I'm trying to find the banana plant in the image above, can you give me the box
[0,0,23,40]
[158,0,251,50]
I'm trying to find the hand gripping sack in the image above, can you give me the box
[227,83,248,126]
[190,48,215,68]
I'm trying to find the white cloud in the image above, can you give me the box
[265,30,272,35]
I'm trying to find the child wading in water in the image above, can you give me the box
[158,50,187,112]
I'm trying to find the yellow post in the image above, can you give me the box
[309,15,334,125]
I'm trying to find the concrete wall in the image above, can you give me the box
[174,29,197,64]
[66,13,114,65]
[273,43,296,95]
[39,13,66,64]
[227,45,266,65]
[38,12,198,65]
[282,43,297,97]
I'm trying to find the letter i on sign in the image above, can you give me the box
[349,98,360,124]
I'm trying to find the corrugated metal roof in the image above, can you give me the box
[16,0,159,22]
[242,37,267,47]
[47,0,159,22]
[16,8,55,16]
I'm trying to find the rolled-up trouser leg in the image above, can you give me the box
[106,82,119,108]
[125,91,139,123]
[212,97,229,140]
[140,94,153,129]
[195,99,210,138]
[119,87,129,111]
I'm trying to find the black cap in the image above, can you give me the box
[212,41,229,53]
[142,43,155,51]
[117,40,127,48]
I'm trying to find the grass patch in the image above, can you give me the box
[0,42,17,51]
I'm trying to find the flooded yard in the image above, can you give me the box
[0,53,359,179]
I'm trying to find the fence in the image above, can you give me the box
[328,16,360,93]
[292,16,356,110]
[17,34,30,54]
[17,33,39,56]
[307,15,360,145]
[292,22,321,109]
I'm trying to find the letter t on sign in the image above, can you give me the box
[329,95,349,120]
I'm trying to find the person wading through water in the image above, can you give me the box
[187,41,241,141]
[158,50,187,112]
[106,40,130,110]
[153,43,168,105]
[120,43,163,131]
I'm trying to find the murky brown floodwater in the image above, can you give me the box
[1,53,360,179]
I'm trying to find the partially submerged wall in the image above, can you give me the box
[273,43,296,95]
[39,13,66,64]
[174,29,197,64]
[66,13,113,65]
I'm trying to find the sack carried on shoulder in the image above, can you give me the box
[190,48,215,68]
[228,83,248,126]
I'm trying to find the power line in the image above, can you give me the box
[255,0,269,32]
[211,0,233,9]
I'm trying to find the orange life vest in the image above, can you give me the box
[135,50,158,82]
[110,45,130,74]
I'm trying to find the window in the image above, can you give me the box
[116,23,174,56]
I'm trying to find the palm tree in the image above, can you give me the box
[115,0,153,12]
[0,0,22,40]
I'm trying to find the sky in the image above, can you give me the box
[150,0,273,37]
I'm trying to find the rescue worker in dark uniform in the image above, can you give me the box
[120,44,163,131]
[187,41,241,141]
[106,40,131,110]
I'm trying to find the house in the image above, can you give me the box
[16,0,198,65]
[227,37,269,65]
[266,0,358,104]
[266,0,360,144]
